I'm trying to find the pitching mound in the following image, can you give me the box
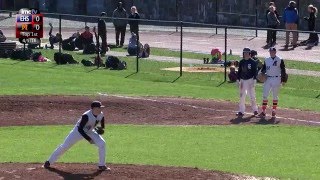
[0,163,255,180]
[162,66,226,73]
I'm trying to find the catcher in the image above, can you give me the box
[44,101,110,171]
[258,47,287,119]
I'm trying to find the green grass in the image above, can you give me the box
[112,46,320,71]
[0,49,319,111]
[0,125,319,179]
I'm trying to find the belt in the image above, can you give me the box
[268,76,279,77]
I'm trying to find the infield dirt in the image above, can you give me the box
[1,95,317,179]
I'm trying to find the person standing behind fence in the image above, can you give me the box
[128,6,140,40]
[302,5,319,46]
[112,2,127,47]
[236,48,258,117]
[98,12,108,55]
[266,2,280,43]
[267,6,280,46]
[283,1,299,48]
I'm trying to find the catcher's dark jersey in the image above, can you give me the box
[237,58,257,80]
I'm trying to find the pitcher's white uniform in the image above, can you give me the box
[260,50,286,117]
[47,109,106,166]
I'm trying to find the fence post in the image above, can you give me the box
[97,18,100,69]
[255,0,258,37]
[215,0,218,34]
[59,15,62,54]
[176,0,178,32]
[180,21,183,77]
[136,32,139,73]
[224,27,227,82]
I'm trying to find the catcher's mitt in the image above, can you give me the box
[257,72,267,83]
[281,73,288,83]
[95,127,104,135]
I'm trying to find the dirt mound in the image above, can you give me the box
[0,163,241,180]
[162,66,226,73]
[0,95,319,127]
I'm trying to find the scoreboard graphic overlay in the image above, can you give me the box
[16,8,43,41]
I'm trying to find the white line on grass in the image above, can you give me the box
[98,93,320,125]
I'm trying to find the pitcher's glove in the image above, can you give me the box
[281,73,288,83]
[95,127,104,135]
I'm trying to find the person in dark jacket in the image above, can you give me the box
[301,5,319,46]
[128,6,140,40]
[98,12,108,54]
[266,2,280,43]
[112,2,127,47]
[283,1,299,48]
[267,6,280,45]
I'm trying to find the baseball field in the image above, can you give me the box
[0,47,320,180]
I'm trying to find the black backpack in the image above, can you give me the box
[54,52,67,64]
[105,56,120,69]
[83,43,96,54]
[81,59,94,66]
[62,37,76,51]
[105,56,127,70]
[54,52,77,64]
[10,48,33,60]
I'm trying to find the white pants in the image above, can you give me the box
[239,78,258,113]
[263,77,281,100]
[48,127,106,166]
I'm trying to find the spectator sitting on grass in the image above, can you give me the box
[45,23,62,49]
[127,32,142,56]
[80,26,94,48]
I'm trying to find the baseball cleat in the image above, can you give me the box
[236,112,244,116]
[43,161,50,169]
[258,112,266,118]
[98,165,111,171]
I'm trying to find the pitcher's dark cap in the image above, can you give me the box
[91,101,105,108]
